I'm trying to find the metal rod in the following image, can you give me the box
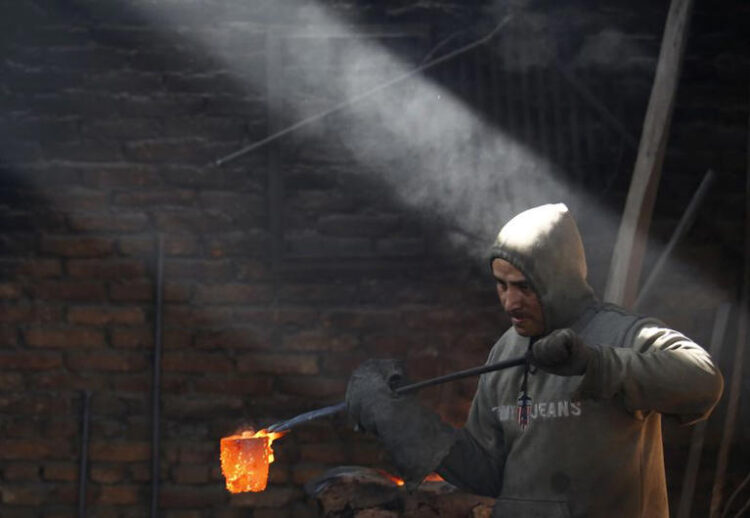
[634,169,716,309]
[78,390,92,518]
[214,15,514,166]
[151,235,164,518]
[267,355,526,433]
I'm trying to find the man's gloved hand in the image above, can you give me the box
[528,328,591,376]
[345,359,457,490]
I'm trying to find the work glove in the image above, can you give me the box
[528,328,591,376]
[345,359,458,490]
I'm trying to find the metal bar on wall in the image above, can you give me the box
[150,234,164,518]
[266,32,284,292]
[78,390,92,518]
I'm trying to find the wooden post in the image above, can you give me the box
[603,0,695,307]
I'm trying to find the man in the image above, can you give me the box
[346,203,723,517]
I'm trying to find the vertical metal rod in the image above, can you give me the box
[78,390,92,518]
[151,234,164,518]
[266,32,283,295]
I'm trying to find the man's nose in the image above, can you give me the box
[503,288,522,311]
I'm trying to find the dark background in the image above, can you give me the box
[1,0,748,516]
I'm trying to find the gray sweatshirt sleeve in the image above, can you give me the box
[575,318,724,424]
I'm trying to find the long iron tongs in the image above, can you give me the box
[266,355,526,433]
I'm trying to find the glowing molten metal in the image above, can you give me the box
[220,429,286,493]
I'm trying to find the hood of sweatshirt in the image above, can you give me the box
[488,203,595,334]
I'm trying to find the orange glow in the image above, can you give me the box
[381,471,406,487]
[382,472,444,486]
[220,429,287,493]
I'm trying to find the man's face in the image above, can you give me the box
[491,258,545,337]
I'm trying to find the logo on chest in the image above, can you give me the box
[493,399,582,425]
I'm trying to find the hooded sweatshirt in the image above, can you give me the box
[438,203,723,518]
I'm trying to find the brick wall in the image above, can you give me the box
[1,0,748,517]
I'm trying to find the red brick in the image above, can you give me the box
[98,484,141,505]
[33,371,108,391]
[67,259,147,279]
[113,374,151,393]
[42,461,77,481]
[41,235,115,257]
[0,304,62,324]
[193,376,273,395]
[0,393,73,416]
[112,327,153,348]
[237,353,318,375]
[164,260,235,280]
[90,464,126,483]
[281,330,358,351]
[254,308,319,326]
[162,395,243,418]
[320,352,368,375]
[130,463,151,482]
[164,306,233,326]
[0,485,49,505]
[109,280,154,301]
[0,372,24,390]
[291,464,326,485]
[171,465,209,484]
[118,235,156,256]
[0,439,71,460]
[236,260,271,280]
[67,212,149,232]
[67,351,149,372]
[0,325,18,346]
[0,352,63,370]
[25,328,105,348]
[297,443,348,464]
[165,234,201,256]
[162,352,233,373]
[164,281,194,302]
[159,485,226,508]
[321,309,401,330]
[68,306,145,325]
[4,462,40,481]
[163,328,194,348]
[194,327,272,350]
[15,259,62,278]
[44,188,108,211]
[89,441,150,462]
[277,376,346,398]
[114,189,195,206]
[0,283,23,299]
[33,281,108,301]
[194,283,273,304]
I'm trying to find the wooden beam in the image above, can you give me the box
[603,0,695,307]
